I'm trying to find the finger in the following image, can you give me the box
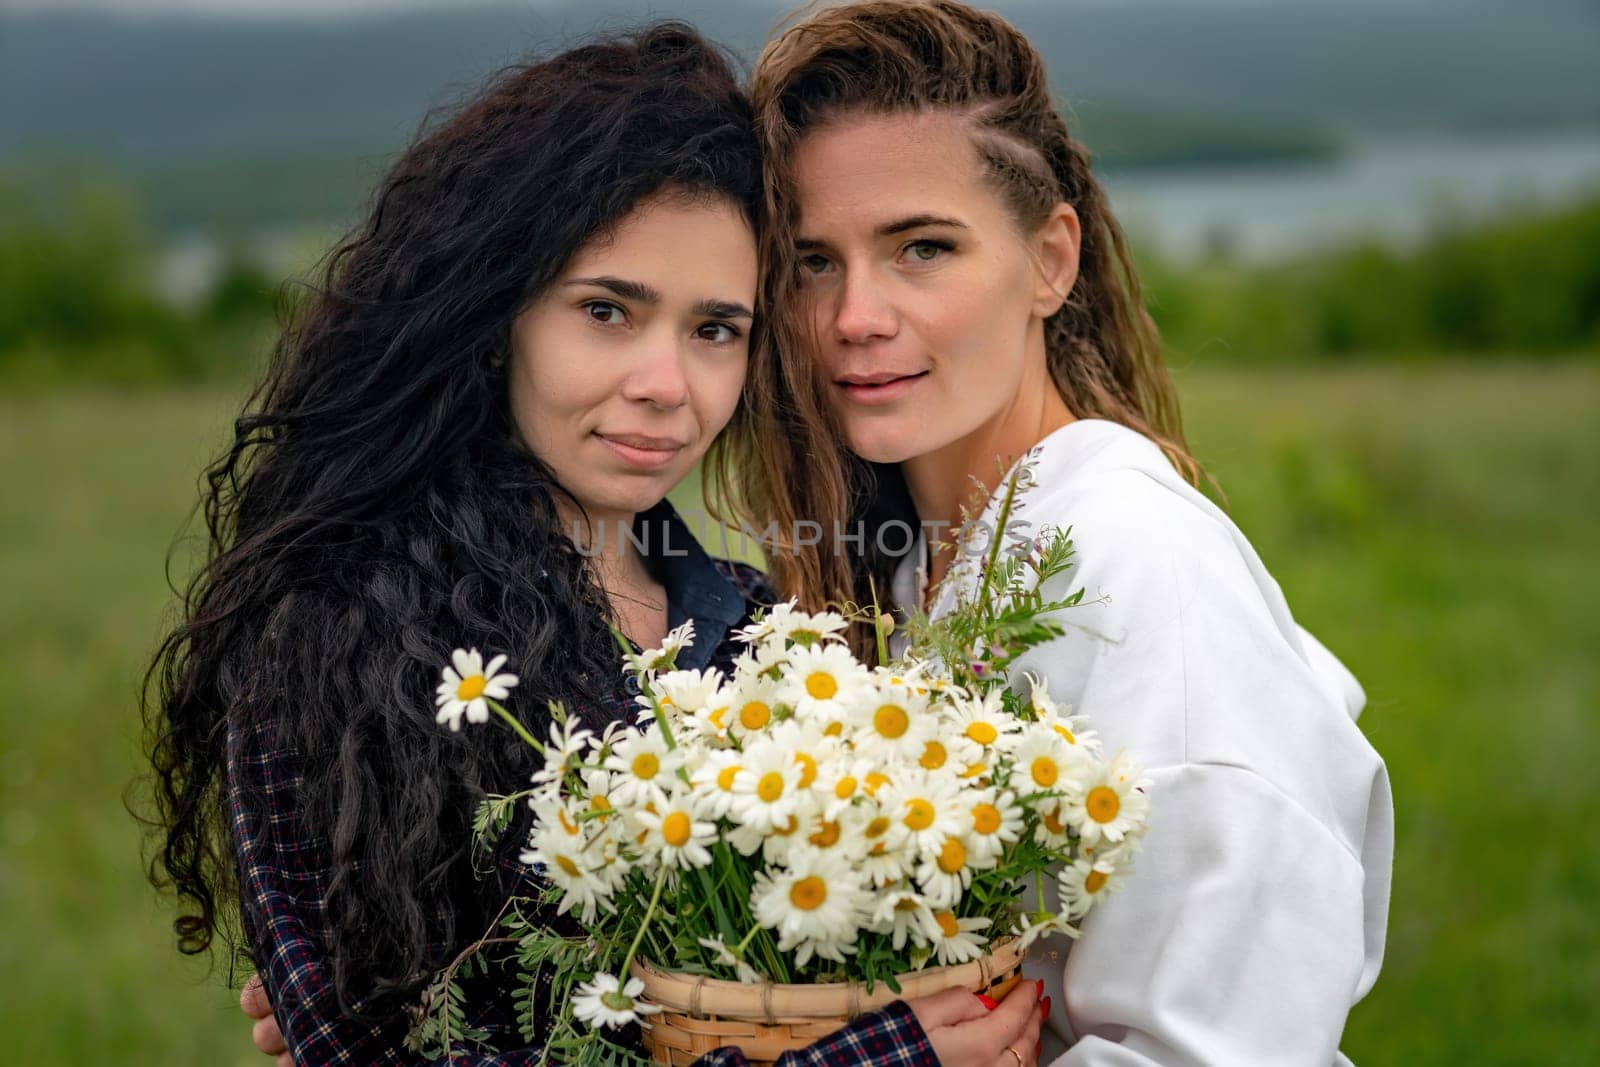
[240,974,271,1019]
[979,978,1041,1045]
[277,1054,294,1067]
[909,985,991,1030]
[253,1016,288,1056]
[1013,997,1043,1066]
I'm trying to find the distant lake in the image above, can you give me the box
[1103,128,1600,261]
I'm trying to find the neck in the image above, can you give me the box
[901,340,1074,592]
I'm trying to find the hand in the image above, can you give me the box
[907,979,1046,1066]
[240,974,295,1067]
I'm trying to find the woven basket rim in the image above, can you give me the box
[631,936,1025,1021]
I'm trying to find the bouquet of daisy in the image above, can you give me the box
[412,476,1151,1065]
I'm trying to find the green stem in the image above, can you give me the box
[488,699,544,753]
[619,864,671,979]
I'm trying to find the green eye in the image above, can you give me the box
[905,240,951,263]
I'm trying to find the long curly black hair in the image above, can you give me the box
[140,22,760,1018]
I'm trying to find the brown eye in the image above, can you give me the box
[696,322,740,344]
[584,301,625,324]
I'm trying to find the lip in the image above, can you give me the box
[595,432,687,470]
[834,370,928,406]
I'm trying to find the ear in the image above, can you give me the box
[1030,202,1080,319]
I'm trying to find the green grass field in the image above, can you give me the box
[2,361,1596,1064]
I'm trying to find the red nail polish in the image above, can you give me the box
[1042,995,1051,1019]
[976,993,999,1010]
[1035,979,1045,999]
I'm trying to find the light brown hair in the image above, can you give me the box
[711,0,1201,657]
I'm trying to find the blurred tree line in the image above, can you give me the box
[1,170,1596,388]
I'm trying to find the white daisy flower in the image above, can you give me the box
[530,717,596,787]
[814,755,875,819]
[868,889,942,951]
[731,639,792,685]
[962,787,1025,863]
[1063,751,1151,846]
[1022,672,1101,755]
[1014,910,1080,951]
[689,748,747,819]
[878,770,967,856]
[632,788,717,871]
[750,848,867,967]
[1058,855,1129,917]
[519,825,611,923]
[697,936,762,984]
[726,741,805,843]
[725,673,783,737]
[1009,731,1087,799]
[913,834,983,909]
[946,689,1022,762]
[571,972,661,1030]
[602,726,682,809]
[733,600,800,645]
[434,648,518,731]
[846,681,936,763]
[623,620,696,674]
[927,910,991,966]
[778,642,872,725]
[855,805,912,888]
[648,667,723,724]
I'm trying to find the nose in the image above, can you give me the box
[621,335,690,409]
[831,266,897,346]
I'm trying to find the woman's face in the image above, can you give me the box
[791,110,1074,465]
[509,192,756,524]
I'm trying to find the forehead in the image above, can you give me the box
[791,110,988,228]
[560,192,756,289]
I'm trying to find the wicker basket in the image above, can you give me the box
[629,938,1026,1066]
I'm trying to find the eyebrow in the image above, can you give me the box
[794,213,970,250]
[563,276,753,320]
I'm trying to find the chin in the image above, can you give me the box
[846,426,920,466]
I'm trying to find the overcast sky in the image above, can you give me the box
[0,0,1455,14]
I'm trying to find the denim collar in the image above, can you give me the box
[632,499,748,672]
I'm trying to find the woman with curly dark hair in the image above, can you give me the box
[148,21,1042,1067]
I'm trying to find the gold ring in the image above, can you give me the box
[1006,1046,1025,1067]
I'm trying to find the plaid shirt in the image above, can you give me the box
[228,504,936,1066]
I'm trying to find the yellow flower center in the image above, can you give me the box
[591,795,612,813]
[937,838,967,874]
[773,815,799,837]
[790,876,828,911]
[805,672,838,700]
[708,706,728,729]
[1052,723,1077,745]
[864,816,891,840]
[960,762,987,779]
[456,674,487,701]
[873,704,909,739]
[834,776,858,800]
[972,803,1002,835]
[965,722,998,746]
[865,771,890,795]
[632,753,661,780]
[919,741,948,770]
[1043,806,1067,835]
[823,721,844,737]
[1030,756,1059,787]
[662,812,692,848]
[794,753,819,789]
[904,798,936,832]
[555,855,582,878]
[1086,785,1121,823]
[935,911,960,939]
[716,765,742,792]
[557,808,580,836]
[809,820,842,848]
[757,771,786,803]
[894,897,921,913]
[739,701,771,730]
[1084,869,1109,894]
